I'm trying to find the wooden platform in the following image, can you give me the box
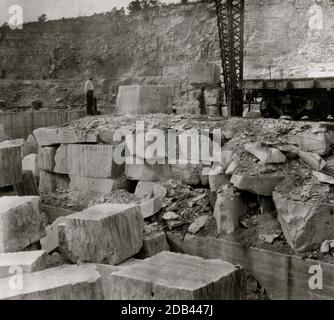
[167,233,334,300]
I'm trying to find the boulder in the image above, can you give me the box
[0,264,103,300]
[214,187,247,235]
[273,189,334,253]
[22,154,39,180]
[22,135,38,157]
[39,171,70,194]
[0,251,47,279]
[109,252,246,300]
[231,174,285,196]
[189,62,220,87]
[69,175,129,195]
[245,143,286,164]
[208,168,230,192]
[54,144,123,179]
[171,164,203,185]
[135,181,167,199]
[188,216,209,234]
[0,196,46,253]
[137,232,170,258]
[38,147,57,172]
[312,171,334,185]
[64,204,144,265]
[115,85,172,115]
[138,198,163,219]
[298,151,326,171]
[125,162,172,181]
[33,127,97,147]
[0,145,22,187]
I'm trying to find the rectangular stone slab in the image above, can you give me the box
[0,145,22,187]
[0,196,46,253]
[0,264,103,300]
[109,251,246,300]
[115,85,172,115]
[64,203,144,265]
[189,62,220,87]
[54,144,123,178]
[38,147,57,172]
[0,250,47,279]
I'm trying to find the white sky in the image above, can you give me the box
[0,0,179,24]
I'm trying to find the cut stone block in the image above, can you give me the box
[22,135,38,157]
[40,217,66,253]
[209,169,230,192]
[0,264,103,300]
[188,215,209,234]
[245,143,286,164]
[115,85,172,115]
[137,232,170,258]
[274,189,334,253]
[64,204,144,265]
[69,175,129,195]
[135,181,167,199]
[138,198,163,219]
[0,145,22,187]
[0,250,47,279]
[14,170,39,196]
[171,164,203,186]
[231,174,285,196]
[189,62,220,87]
[38,147,57,172]
[0,196,46,253]
[214,187,247,235]
[109,252,246,300]
[22,154,39,180]
[33,127,98,147]
[125,162,172,181]
[54,144,123,179]
[298,151,326,171]
[39,171,70,194]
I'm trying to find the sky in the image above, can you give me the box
[0,0,179,25]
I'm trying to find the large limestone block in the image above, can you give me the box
[0,145,22,187]
[22,154,39,180]
[54,144,123,179]
[109,252,246,300]
[273,190,334,253]
[115,85,172,115]
[0,251,47,279]
[69,175,129,195]
[39,171,70,194]
[189,62,220,87]
[64,204,144,265]
[0,264,103,300]
[231,174,285,196]
[125,162,172,181]
[0,196,46,253]
[214,187,247,235]
[33,127,97,147]
[38,147,57,172]
[22,135,38,157]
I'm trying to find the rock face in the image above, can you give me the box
[245,143,286,164]
[115,85,173,115]
[273,190,334,253]
[54,144,123,178]
[0,145,22,187]
[0,251,47,279]
[231,174,285,196]
[69,175,129,195]
[64,204,144,265]
[0,264,103,300]
[214,187,247,235]
[0,196,46,253]
[109,252,246,300]
[33,127,97,147]
[189,62,220,87]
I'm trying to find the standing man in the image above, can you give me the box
[84,76,94,115]
[216,80,225,116]
[196,86,206,115]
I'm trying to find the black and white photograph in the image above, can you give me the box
[0,0,334,306]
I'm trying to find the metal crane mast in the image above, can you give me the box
[215,0,245,117]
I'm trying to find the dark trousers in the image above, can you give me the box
[86,90,94,115]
